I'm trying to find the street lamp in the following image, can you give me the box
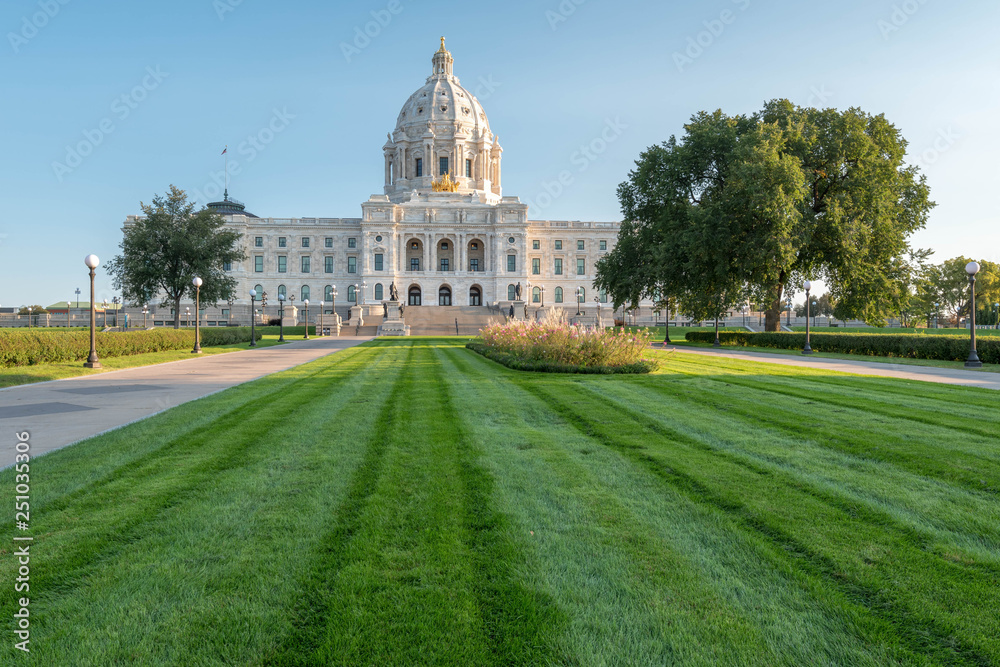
[361,281,368,310]
[142,304,148,329]
[227,295,234,326]
[102,299,109,328]
[713,307,721,348]
[277,293,286,342]
[84,254,101,368]
[192,276,203,353]
[786,297,792,328]
[812,300,817,328]
[185,307,191,328]
[540,286,546,308]
[995,302,999,330]
[75,287,81,309]
[965,261,982,368]
[27,306,32,329]
[803,281,814,354]
[742,303,748,328]
[249,289,258,347]
[303,299,310,339]
[934,302,939,329]
[68,298,73,328]
[112,296,120,329]
[331,287,338,335]
[319,300,324,337]
[576,287,582,316]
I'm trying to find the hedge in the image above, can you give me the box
[466,341,657,374]
[684,331,998,364]
[0,327,261,367]
[255,325,315,336]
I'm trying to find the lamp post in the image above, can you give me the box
[576,287,582,316]
[278,293,286,342]
[303,299,310,339]
[786,297,792,328]
[192,276,203,353]
[112,296,120,329]
[261,291,268,324]
[27,306,33,329]
[812,300,817,328]
[84,254,101,368]
[742,304,748,328]
[353,282,359,313]
[142,304,148,329]
[249,289,258,347]
[361,281,368,311]
[803,281,814,354]
[102,299,108,328]
[934,302,939,329]
[68,298,73,328]
[995,302,999,330]
[185,307,190,328]
[713,309,721,348]
[319,300,324,337]
[540,286,545,308]
[331,287,338,335]
[75,287,81,309]
[227,296,234,326]
[965,261,982,368]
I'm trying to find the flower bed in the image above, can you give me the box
[470,319,657,374]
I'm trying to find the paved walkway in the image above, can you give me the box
[668,346,1000,391]
[0,336,373,468]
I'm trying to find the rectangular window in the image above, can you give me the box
[325,237,333,248]
[301,256,310,273]
[440,258,449,272]
[254,256,263,272]
[532,240,540,250]
[348,238,357,249]
[439,156,449,176]
[600,289,608,303]
[577,240,585,250]
[415,158,423,177]
[221,309,230,317]
[577,259,585,275]
[554,258,563,275]
[470,258,479,272]
[325,256,333,273]
[507,255,516,272]
[223,261,232,271]
[302,238,310,248]
[555,240,562,250]
[411,257,420,271]
[600,240,608,250]
[255,236,263,247]
[278,256,287,273]
[374,254,383,271]
[532,258,540,275]
[347,256,357,273]
[465,159,472,178]
[278,237,286,248]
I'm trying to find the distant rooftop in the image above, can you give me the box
[207,190,258,218]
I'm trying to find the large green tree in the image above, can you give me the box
[913,257,1000,327]
[107,186,246,328]
[598,100,934,331]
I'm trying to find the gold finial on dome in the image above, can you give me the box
[432,173,459,192]
[438,36,447,53]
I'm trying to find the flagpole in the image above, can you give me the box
[224,145,228,200]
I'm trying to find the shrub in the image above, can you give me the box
[473,315,656,373]
[467,342,657,374]
[684,331,1000,364]
[0,327,261,367]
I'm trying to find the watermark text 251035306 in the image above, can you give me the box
[13,431,33,654]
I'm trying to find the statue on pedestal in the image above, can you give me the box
[515,282,522,300]
[390,282,399,302]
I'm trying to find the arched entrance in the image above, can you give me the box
[469,285,482,306]
[408,285,422,306]
[438,285,452,306]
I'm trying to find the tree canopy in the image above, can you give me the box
[913,257,1000,326]
[106,186,246,328]
[596,100,934,331]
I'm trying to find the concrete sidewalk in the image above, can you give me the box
[670,346,1000,391]
[0,336,373,467]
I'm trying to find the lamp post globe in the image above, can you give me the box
[802,280,814,355]
[192,276,203,353]
[965,261,982,367]
[249,289,258,347]
[319,300,324,337]
[83,254,101,368]
[277,293,286,342]
[303,299,310,339]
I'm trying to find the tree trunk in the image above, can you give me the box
[174,295,181,329]
[764,276,787,332]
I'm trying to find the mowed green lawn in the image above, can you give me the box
[2,339,1000,665]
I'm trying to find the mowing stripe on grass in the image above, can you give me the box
[512,373,997,665]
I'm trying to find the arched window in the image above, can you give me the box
[324,285,334,301]
[507,284,516,300]
[439,285,452,306]
[374,283,383,300]
[554,287,563,303]
[301,285,310,301]
[408,285,422,306]
[347,285,356,303]
[469,286,481,306]
[254,284,263,297]
[532,287,541,304]
[579,287,585,301]
[277,285,287,298]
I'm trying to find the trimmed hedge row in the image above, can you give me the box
[0,327,261,367]
[684,331,998,364]
[255,325,315,336]
[466,341,657,374]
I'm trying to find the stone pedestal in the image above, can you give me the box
[378,300,410,336]
[510,300,526,321]
[349,305,364,327]
[281,305,298,327]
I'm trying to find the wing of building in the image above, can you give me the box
[124,39,626,324]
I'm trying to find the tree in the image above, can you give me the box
[914,257,1000,327]
[18,305,48,315]
[106,186,246,328]
[598,100,934,332]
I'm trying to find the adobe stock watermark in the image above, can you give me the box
[915,126,959,166]
[213,0,243,21]
[7,0,71,54]
[340,0,403,63]
[804,84,833,107]
[52,66,169,183]
[673,0,751,73]
[546,0,587,31]
[877,0,930,40]
[525,117,628,214]
[190,107,295,205]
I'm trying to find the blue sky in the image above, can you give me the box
[2,0,997,307]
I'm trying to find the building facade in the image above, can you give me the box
[126,39,623,321]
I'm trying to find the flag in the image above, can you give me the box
[221,146,227,155]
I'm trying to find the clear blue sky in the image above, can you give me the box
[2,0,997,307]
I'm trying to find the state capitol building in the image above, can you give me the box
[126,39,626,325]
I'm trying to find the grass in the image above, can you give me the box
[0,336,286,389]
[2,339,1000,664]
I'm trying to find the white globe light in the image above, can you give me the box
[304,299,309,305]
[193,276,203,287]
[966,261,981,276]
[84,254,100,269]
[804,280,812,291]
[250,289,257,298]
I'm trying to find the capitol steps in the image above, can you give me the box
[402,306,500,336]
